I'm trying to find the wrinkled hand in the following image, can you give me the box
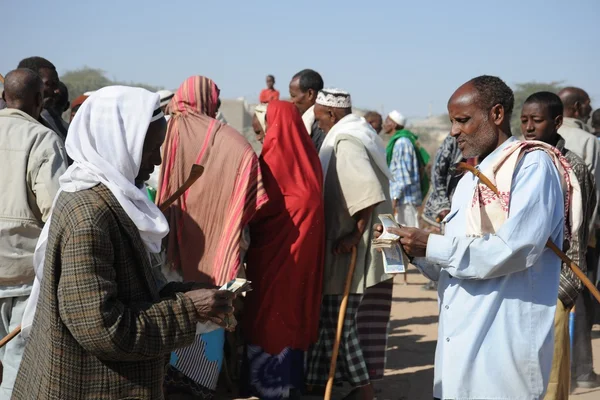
[387,226,430,258]
[209,314,238,332]
[189,282,219,290]
[334,232,361,254]
[185,289,236,324]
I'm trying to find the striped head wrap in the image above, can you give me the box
[169,76,219,118]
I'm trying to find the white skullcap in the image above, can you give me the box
[388,110,406,127]
[157,90,174,107]
[316,88,352,109]
[254,103,267,131]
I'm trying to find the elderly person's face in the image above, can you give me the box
[136,117,167,186]
[383,116,397,134]
[252,114,265,144]
[367,115,383,133]
[448,83,502,159]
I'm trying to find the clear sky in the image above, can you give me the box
[2,0,599,118]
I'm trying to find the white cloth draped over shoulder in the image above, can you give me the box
[319,113,392,181]
[21,86,170,339]
[302,105,316,136]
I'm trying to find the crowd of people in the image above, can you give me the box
[0,56,598,400]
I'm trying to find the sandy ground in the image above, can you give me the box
[373,269,600,400]
[228,269,600,399]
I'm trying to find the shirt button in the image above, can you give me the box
[446,338,450,342]
[445,305,449,310]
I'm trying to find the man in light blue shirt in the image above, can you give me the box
[390,76,565,400]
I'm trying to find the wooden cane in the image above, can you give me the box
[324,246,358,400]
[457,162,600,304]
[158,164,204,212]
[0,164,205,349]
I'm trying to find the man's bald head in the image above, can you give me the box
[2,69,44,120]
[557,87,592,123]
[447,76,514,159]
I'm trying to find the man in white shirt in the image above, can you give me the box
[389,76,567,399]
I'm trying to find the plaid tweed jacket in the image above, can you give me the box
[12,184,199,400]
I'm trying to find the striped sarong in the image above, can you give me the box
[306,279,393,387]
[356,279,393,381]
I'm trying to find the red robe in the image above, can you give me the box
[243,101,325,355]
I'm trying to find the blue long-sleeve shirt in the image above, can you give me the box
[414,137,564,399]
[389,137,422,205]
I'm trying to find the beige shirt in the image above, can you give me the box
[559,117,600,234]
[0,109,67,287]
[323,135,393,295]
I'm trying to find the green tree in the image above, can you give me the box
[510,81,564,136]
[61,67,162,104]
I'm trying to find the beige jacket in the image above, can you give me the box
[559,117,600,236]
[0,109,67,285]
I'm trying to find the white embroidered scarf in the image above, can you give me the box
[466,140,582,243]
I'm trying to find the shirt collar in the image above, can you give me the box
[562,117,588,131]
[478,136,518,172]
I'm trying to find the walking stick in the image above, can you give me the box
[325,246,358,400]
[456,162,600,304]
[0,164,205,349]
[0,73,4,84]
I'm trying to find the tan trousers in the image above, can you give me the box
[544,300,570,400]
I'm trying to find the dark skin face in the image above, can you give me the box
[266,76,275,90]
[373,82,512,258]
[383,116,401,134]
[38,67,60,109]
[252,114,265,143]
[289,77,316,116]
[136,117,167,186]
[448,82,509,160]
[367,115,383,133]
[520,102,562,145]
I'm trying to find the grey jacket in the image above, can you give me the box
[0,108,67,285]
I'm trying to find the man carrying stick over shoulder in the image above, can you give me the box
[305,89,393,400]
[387,76,583,400]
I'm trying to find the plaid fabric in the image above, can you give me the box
[389,137,422,205]
[306,294,370,387]
[557,141,595,309]
[356,280,393,381]
[12,185,199,400]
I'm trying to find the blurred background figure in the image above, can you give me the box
[259,74,279,103]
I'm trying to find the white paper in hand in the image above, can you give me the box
[373,214,410,274]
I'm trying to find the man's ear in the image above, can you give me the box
[555,114,563,131]
[573,100,582,117]
[491,103,505,127]
[307,89,316,103]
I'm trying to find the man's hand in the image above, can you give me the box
[334,231,361,254]
[387,226,431,258]
[185,289,236,322]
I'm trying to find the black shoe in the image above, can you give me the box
[574,372,600,389]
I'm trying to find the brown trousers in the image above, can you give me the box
[544,300,571,400]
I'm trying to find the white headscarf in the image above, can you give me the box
[319,113,392,181]
[21,86,170,338]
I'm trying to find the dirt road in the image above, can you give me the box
[229,269,600,399]
[376,270,600,400]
